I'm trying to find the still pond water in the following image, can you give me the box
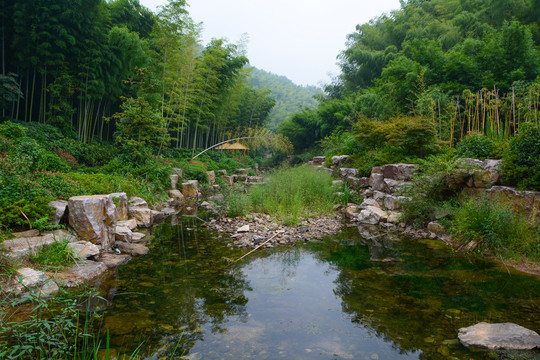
[96,215,540,360]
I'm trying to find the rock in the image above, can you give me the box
[48,200,68,225]
[172,167,183,177]
[182,180,199,198]
[332,155,350,165]
[381,163,419,181]
[446,170,472,191]
[472,169,500,188]
[487,186,540,214]
[3,230,73,258]
[237,225,250,233]
[340,168,359,179]
[217,169,227,176]
[247,176,263,183]
[333,180,344,187]
[357,206,388,225]
[68,195,116,251]
[128,196,148,208]
[223,175,235,185]
[98,253,132,268]
[236,174,248,182]
[131,232,146,243]
[383,195,400,210]
[369,173,386,192]
[114,225,133,241]
[360,198,380,209]
[129,207,153,228]
[387,212,402,223]
[384,179,409,194]
[68,241,100,259]
[116,241,149,256]
[312,156,326,165]
[209,194,225,202]
[207,170,216,185]
[9,268,59,298]
[160,207,176,216]
[347,176,370,189]
[344,205,361,219]
[458,322,540,350]
[55,260,108,288]
[11,229,40,238]
[371,166,383,175]
[109,193,128,221]
[373,191,386,205]
[167,189,184,200]
[457,158,485,167]
[118,219,137,230]
[152,210,166,224]
[427,222,445,235]
[170,174,179,190]
[483,159,502,170]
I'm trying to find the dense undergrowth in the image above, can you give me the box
[0,120,273,239]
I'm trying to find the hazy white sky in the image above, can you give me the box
[139,0,401,86]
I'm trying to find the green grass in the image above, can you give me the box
[247,165,336,225]
[450,198,540,260]
[29,238,77,269]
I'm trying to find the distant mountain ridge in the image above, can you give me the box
[248,68,322,131]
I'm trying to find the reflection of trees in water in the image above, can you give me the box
[312,234,540,360]
[104,216,252,359]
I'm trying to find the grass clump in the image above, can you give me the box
[29,238,77,269]
[450,198,539,260]
[248,165,336,225]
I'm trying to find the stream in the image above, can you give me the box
[93,214,540,360]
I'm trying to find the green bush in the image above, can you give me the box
[55,138,117,167]
[502,122,540,190]
[456,132,494,159]
[0,121,26,140]
[248,165,336,224]
[450,198,538,259]
[226,191,251,217]
[0,197,54,231]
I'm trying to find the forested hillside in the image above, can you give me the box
[0,0,278,149]
[280,0,540,153]
[249,68,321,131]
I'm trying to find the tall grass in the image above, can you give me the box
[450,198,539,260]
[248,165,336,225]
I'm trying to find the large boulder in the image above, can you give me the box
[182,180,199,198]
[357,206,388,225]
[109,193,128,221]
[458,322,540,350]
[380,163,419,181]
[347,176,370,189]
[487,186,540,214]
[68,195,117,251]
[384,179,409,194]
[471,169,500,188]
[48,200,68,226]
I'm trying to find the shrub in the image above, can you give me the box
[450,198,538,259]
[55,138,117,167]
[456,132,494,159]
[0,121,26,140]
[0,198,54,231]
[226,191,251,217]
[502,122,540,190]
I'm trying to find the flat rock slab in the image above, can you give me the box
[67,241,100,259]
[54,260,108,288]
[116,242,149,257]
[98,253,132,268]
[458,322,540,350]
[3,230,73,258]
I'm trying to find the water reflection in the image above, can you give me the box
[96,217,540,360]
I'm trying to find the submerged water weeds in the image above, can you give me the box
[94,217,540,360]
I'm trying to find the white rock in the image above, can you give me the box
[459,322,540,350]
[357,206,388,225]
[68,241,100,259]
[237,225,250,233]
